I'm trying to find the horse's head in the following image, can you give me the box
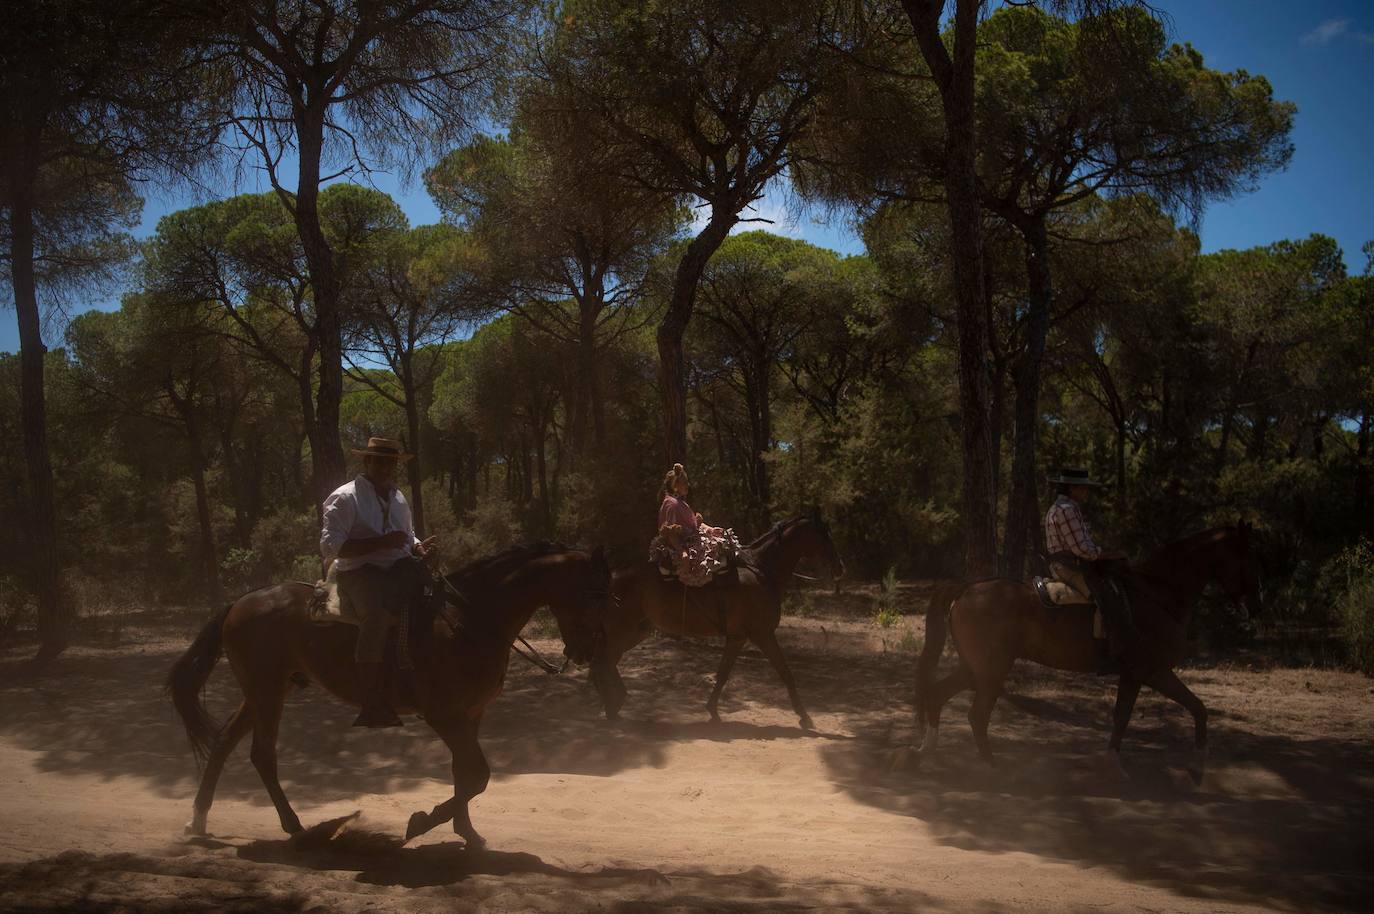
[1217,521,1265,618]
[547,545,612,666]
[793,507,846,583]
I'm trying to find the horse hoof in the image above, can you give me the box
[463,833,487,851]
[184,819,206,837]
[798,715,816,731]
[404,812,431,842]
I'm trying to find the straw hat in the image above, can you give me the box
[1046,466,1103,487]
[350,437,413,461]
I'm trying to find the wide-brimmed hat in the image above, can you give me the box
[1047,466,1103,487]
[351,437,413,461]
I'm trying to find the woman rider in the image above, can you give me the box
[650,463,739,587]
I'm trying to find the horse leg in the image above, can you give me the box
[706,636,746,722]
[185,702,254,836]
[1143,668,1209,782]
[591,655,628,722]
[406,715,489,848]
[1105,676,1142,777]
[919,664,973,755]
[967,685,1001,765]
[246,682,303,835]
[749,627,813,731]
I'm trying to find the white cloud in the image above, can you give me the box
[1302,18,1350,45]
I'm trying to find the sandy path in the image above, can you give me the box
[1,610,1371,912]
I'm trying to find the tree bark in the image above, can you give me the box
[904,0,999,576]
[403,386,426,537]
[580,302,606,448]
[1002,217,1053,578]
[187,432,225,608]
[6,149,68,661]
[658,214,737,462]
[292,111,347,507]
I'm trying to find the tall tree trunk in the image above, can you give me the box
[535,419,552,535]
[1356,408,1371,509]
[658,214,737,462]
[1002,217,1053,578]
[292,111,347,506]
[751,357,773,527]
[404,389,426,537]
[186,431,224,608]
[580,301,606,448]
[1115,417,1127,508]
[904,0,998,576]
[6,150,67,661]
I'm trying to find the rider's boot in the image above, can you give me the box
[352,661,403,728]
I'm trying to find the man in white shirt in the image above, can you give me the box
[321,437,437,727]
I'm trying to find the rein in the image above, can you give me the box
[511,636,568,676]
[437,566,590,677]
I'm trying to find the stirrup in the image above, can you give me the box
[1033,577,1055,608]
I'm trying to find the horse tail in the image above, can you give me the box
[915,579,965,735]
[166,603,231,768]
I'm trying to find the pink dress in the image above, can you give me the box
[651,495,740,587]
[658,495,699,538]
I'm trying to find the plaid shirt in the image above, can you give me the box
[1044,495,1102,561]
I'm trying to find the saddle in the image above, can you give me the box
[1031,576,1094,609]
[306,565,448,671]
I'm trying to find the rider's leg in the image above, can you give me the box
[340,565,403,728]
[1083,566,1135,658]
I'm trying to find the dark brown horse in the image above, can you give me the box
[915,524,1262,777]
[590,513,844,730]
[167,542,610,846]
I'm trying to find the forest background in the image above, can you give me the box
[2,0,1371,671]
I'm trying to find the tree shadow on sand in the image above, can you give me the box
[0,614,830,820]
[0,822,965,914]
[818,664,1374,914]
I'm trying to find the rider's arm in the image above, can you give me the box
[338,531,410,558]
[322,488,408,563]
[320,489,355,567]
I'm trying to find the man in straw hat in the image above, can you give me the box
[1043,467,1136,668]
[320,437,437,727]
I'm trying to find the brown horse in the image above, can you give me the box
[590,513,844,730]
[915,524,1262,778]
[167,542,610,846]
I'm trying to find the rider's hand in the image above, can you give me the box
[413,535,438,558]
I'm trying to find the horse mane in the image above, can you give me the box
[1141,526,1237,575]
[747,516,805,550]
[446,540,571,590]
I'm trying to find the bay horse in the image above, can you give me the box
[590,512,844,730]
[915,524,1262,778]
[167,542,610,846]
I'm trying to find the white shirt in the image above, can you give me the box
[320,474,420,572]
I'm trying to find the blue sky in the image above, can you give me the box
[4,0,1372,354]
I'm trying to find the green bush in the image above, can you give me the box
[1329,541,1374,675]
[872,566,902,627]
